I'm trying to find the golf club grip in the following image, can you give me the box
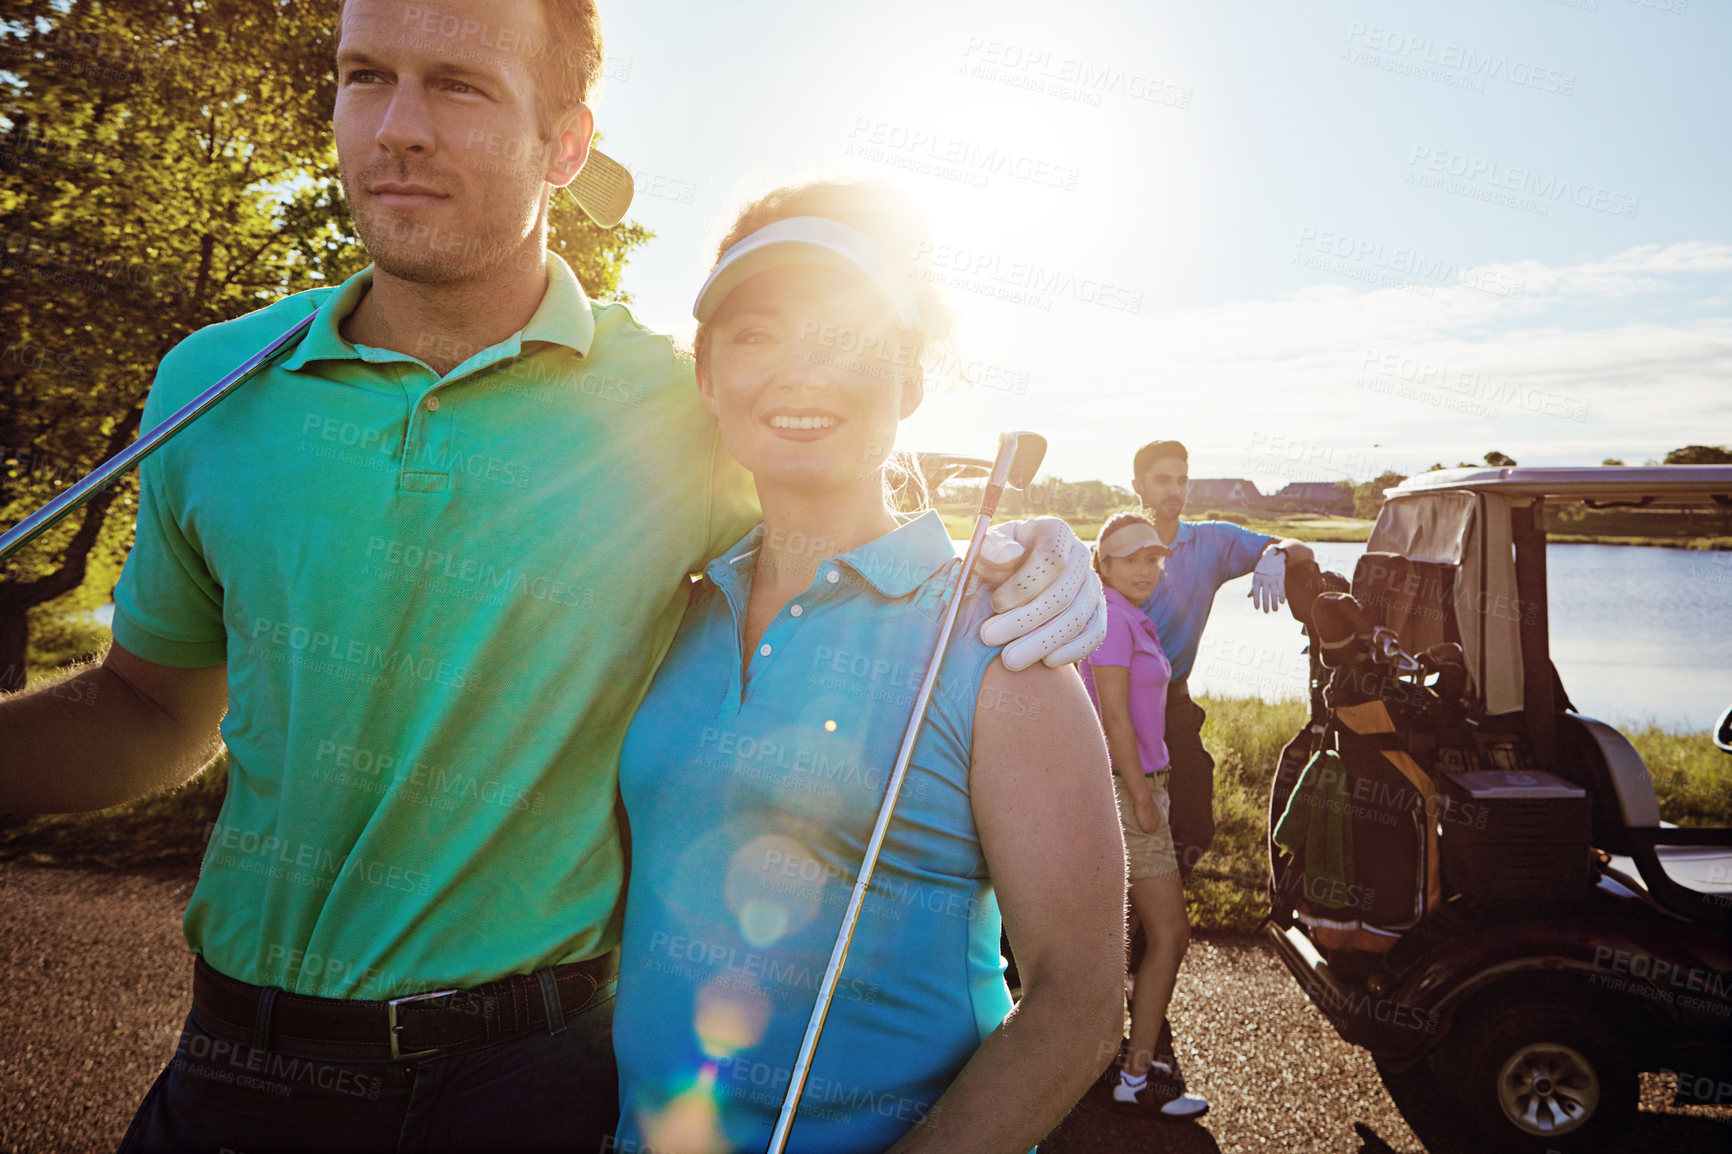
[0,311,317,564]
[980,482,1006,520]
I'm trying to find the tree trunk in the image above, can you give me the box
[0,607,26,693]
[0,406,143,690]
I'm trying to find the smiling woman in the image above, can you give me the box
[610,181,1126,1154]
[690,183,962,521]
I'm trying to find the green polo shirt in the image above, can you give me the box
[112,254,757,999]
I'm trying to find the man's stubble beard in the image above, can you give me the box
[339,161,550,286]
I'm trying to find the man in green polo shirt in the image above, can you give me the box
[0,0,1100,1150]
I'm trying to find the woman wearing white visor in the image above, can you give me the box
[608,181,1126,1153]
[1079,511,1210,1121]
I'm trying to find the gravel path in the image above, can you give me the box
[2,861,1726,1154]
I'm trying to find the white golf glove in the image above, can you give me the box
[977,517,1109,670]
[1249,547,1287,613]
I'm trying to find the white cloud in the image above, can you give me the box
[905,241,1732,487]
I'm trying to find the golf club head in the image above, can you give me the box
[1002,431,1047,490]
[566,148,634,228]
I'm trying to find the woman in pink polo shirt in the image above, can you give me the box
[1078,510,1209,1121]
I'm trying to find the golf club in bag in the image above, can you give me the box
[765,430,1048,1154]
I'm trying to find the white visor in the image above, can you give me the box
[692,216,922,329]
[1099,522,1174,558]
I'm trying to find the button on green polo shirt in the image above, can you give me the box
[112,254,757,999]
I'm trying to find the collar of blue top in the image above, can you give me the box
[705,509,958,600]
[279,252,597,372]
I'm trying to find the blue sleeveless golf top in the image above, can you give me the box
[613,511,1013,1154]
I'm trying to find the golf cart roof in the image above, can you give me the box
[1370,463,1731,717]
[1390,465,1732,503]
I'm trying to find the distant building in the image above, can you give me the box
[1187,478,1262,509]
[1270,481,1354,515]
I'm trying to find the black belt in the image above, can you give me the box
[193,952,618,1061]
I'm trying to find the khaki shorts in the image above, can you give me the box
[1114,770,1178,881]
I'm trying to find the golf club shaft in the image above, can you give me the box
[0,312,317,564]
[765,440,1023,1154]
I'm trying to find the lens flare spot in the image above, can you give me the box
[725,835,823,945]
[640,1063,727,1154]
[824,719,837,732]
[736,898,790,948]
[695,976,770,1059]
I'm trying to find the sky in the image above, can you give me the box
[581,0,1729,492]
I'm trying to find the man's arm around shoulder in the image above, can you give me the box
[0,643,227,814]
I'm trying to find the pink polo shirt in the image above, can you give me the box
[1079,586,1172,775]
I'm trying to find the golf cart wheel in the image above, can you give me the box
[1444,992,1635,1152]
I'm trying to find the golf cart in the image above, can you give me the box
[1265,466,1732,1153]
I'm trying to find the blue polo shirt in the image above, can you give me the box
[613,511,1012,1154]
[1137,520,1271,681]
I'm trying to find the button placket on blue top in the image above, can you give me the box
[705,536,849,718]
[742,563,839,692]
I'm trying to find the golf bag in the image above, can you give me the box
[1270,554,1471,954]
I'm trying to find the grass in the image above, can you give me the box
[4,696,1727,936]
[1631,722,1732,828]
[0,752,229,870]
[1184,695,1310,934]
[1549,534,1732,550]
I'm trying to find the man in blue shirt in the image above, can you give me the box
[1131,440,1313,877]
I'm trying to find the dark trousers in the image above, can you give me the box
[1163,679,1215,878]
[117,980,617,1154]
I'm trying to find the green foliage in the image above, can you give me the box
[547,185,650,303]
[0,1,648,681]
[1665,444,1732,465]
[1627,724,1732,827]
[1545,503,1732,544]
[1351,469,1408,520]
[1202,509,1249,525]
[1184,695,1309,932]
[1484,450,1517,467]
[25,608,109,673]
[997,475,1140,521]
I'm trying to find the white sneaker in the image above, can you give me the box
[1159,1092,1211,1121]
[1113,1063,1211,1122]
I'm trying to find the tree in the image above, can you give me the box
[0,0,648,690]
[1484,450,1517,467]
[1664,445,1732,465]
[1601,458,1625,466]
[1352,470,1408,520]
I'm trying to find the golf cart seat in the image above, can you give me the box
[1558,713,1732,923]
[1555,714,1659,854]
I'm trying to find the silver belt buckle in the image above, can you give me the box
[387,988,458,1060]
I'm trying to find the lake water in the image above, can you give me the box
[1184,542,1732,734]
